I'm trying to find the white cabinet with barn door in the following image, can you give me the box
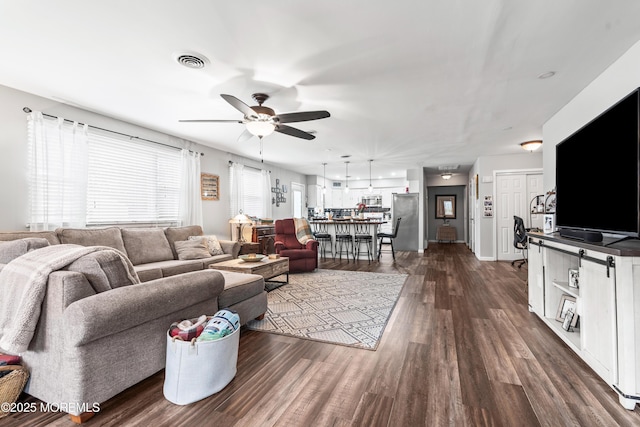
[527,232,640,410]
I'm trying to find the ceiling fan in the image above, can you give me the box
[179,93,330,141]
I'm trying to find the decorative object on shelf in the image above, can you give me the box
[271,178,286,206]
[200,173,219,200]
[543,214,555,234]
[545,189,556,213]
[483,195,493,217]
[556,294,579,328]
[568,268,579,288]
[436,195,456,219]
[562,308,576,331]
[520,139,543,152]
[229,211,252,242]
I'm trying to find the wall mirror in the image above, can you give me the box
[436,195,456,219]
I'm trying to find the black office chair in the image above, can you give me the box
[512,215,528,268]
[377,217,401,261]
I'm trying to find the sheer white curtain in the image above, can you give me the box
[261,169,272,218]
[178,149,203,226]
[229,162,245,218]
[28,112,88,230]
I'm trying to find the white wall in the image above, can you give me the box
[0,84,305,238]
[544,40,640,190]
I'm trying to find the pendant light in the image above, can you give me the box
[322,162,327,194]
[344,161,350,193]
[368,159,374,193]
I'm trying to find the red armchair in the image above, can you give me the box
[274,219,318,273]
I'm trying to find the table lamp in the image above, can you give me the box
[229,212,252,242]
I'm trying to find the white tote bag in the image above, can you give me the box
[163,327,240,405]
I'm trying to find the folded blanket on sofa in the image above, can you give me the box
[0,244,139,354]
[294,218,315,245]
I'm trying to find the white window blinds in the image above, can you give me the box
[28,113,182,229]
[86,130,181,226]
[241,167,265,218]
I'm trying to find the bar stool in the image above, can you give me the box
[353,222,374,263]
[334,221,354,262]
[312,221,333,260]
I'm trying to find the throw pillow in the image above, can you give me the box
[189,235,224,256]
[175,239,211,260]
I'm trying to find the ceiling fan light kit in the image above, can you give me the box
[180,93,330,147]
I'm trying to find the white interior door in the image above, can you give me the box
[496,171,543,261]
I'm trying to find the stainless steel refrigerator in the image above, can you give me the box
[391,193,419,251]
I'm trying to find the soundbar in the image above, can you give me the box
[558,228,603,243]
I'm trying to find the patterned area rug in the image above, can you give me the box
[245,269,407,350]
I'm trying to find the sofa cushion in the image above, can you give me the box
[0,231,60,245]
[66,251,139,293]
[121,228,174,265]
[57,227,127,255]
[0,238,50,264]
[174,239,211,260]
[216,271,265,308]
[133,259,204,280]
[188,235,224,255]
[164,225,203,259]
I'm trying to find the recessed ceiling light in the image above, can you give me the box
[537,71,556,79]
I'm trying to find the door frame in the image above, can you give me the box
[291,182,305,218]
[492,168,543,261]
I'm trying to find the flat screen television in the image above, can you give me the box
[555,87,640,239]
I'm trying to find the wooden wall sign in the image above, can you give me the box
[201,173,219,200]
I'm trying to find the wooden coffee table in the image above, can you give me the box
[209,257,289,290]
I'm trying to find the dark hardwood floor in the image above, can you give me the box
[5,243,640,426]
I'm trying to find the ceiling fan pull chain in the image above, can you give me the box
[259,136,264,163]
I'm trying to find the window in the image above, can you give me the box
[28,113,182,229]
[229,162,272,220]
[241,167,266,218]
[86,130,181,226]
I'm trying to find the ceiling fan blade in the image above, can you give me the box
[276,110,330,123]
[220,94,259,119]
[275,124,316,140]
[237,128,254,144]
[179,119,242,123]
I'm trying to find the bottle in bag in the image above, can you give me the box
[197,309,240,342]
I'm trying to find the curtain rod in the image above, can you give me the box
[228,160,271,174]
[23,107,204,156]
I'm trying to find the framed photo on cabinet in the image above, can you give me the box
[556,294,578,328]
[200,173,219,200]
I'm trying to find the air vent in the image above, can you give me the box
[173,52,209,69]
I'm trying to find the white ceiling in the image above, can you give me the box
[2,1,640,181]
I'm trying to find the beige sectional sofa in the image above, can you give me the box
[0,225,268,422]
